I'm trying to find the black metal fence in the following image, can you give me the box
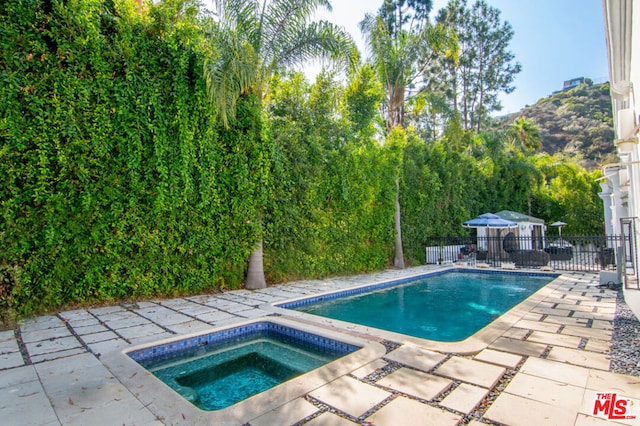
[425,235,629,272]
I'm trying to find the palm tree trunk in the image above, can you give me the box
[394,178,405,269]
[245,240,267,290]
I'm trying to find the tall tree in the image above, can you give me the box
[205,0,357,289]
[434,0,521,131]
[360,0,457,269]
[360,3,457,131]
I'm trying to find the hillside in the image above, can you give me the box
[500,82,616,170]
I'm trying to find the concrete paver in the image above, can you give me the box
[21,327,73,343]
[489,336,548,357]
[79,331,119,344]
[86,337,128,356]
[249,398,318,426]
[502,372,585,412]
[30,347,87,364]
[305,412,358,426]
[584,338,611,353]
[435,356,505,388]
[546,346,611,370]
[72,324,110,335]
[24,336,83,357]
[526,330,583,348]
[164,320,213,335]
[365,396,461,426]
[586,369,640,399]
[519,357,591,388]
[384,343,447,372]
[376,367,452,401]
[513,319,561,333]
[0,351,24,370]
[439,383,488,414]
[350,359,387,379]
[543,315,591,327]
[0,378,60,426]
[115,323,166,340]
[309,376,391,418]
[562,325,613,340]
[485,392,578,426]
[473,348,522,368]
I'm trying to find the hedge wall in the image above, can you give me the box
[0,0,259,314]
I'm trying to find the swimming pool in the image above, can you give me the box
[279,270,556,342]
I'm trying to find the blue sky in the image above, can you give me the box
[308,0,609,114]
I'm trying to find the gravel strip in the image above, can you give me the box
[610,291,640,376]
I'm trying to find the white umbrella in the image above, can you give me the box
[550,221,567,239]
[463,213,518,229]
[463,213,518,261]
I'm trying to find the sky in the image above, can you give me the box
[305,0,610,115]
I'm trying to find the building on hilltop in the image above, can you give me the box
[563,77,587,91]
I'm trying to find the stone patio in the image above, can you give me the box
[0,265,638,425]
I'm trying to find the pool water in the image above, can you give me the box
[140,330,351,411]
[176,352,300,411]
[293,272,553,341]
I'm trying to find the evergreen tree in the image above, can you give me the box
[433,0,521,131]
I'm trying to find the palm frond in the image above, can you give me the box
[205,0,355,127]
[204,26,259,127]
[271,20,358,73]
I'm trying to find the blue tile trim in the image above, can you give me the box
[276,269,558,309]
[127,321,360,365]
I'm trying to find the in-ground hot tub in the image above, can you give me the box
[102,317,384,425]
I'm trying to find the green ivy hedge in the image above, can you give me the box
[0,0,260,315]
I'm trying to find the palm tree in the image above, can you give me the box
[204,0,358,289]
[510,116,542,152]
[360,7,457,269]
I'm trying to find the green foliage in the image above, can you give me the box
[265,72,395,280]
[0,0,255,315]
[432,0,521,131]
[531,156,604,235]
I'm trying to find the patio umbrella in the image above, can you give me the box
[550,221,567,238]
[462,213,518,229]
[463,213,517,261]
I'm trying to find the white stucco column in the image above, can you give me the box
[599,182,614,238]
[607,172,628,235]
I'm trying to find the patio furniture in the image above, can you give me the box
[509,250,550,267]
[544,246,573,261]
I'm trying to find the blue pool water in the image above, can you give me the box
[131,323,358,411]
[291,271,554,342]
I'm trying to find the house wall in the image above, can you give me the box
[601,0,639,236]
[601,0,640,282]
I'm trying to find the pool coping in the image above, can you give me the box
[100,316,386,425]
[262,266,564,354]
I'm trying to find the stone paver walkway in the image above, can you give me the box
[1,266,638,425]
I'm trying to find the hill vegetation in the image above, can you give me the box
[499,82,616,170]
